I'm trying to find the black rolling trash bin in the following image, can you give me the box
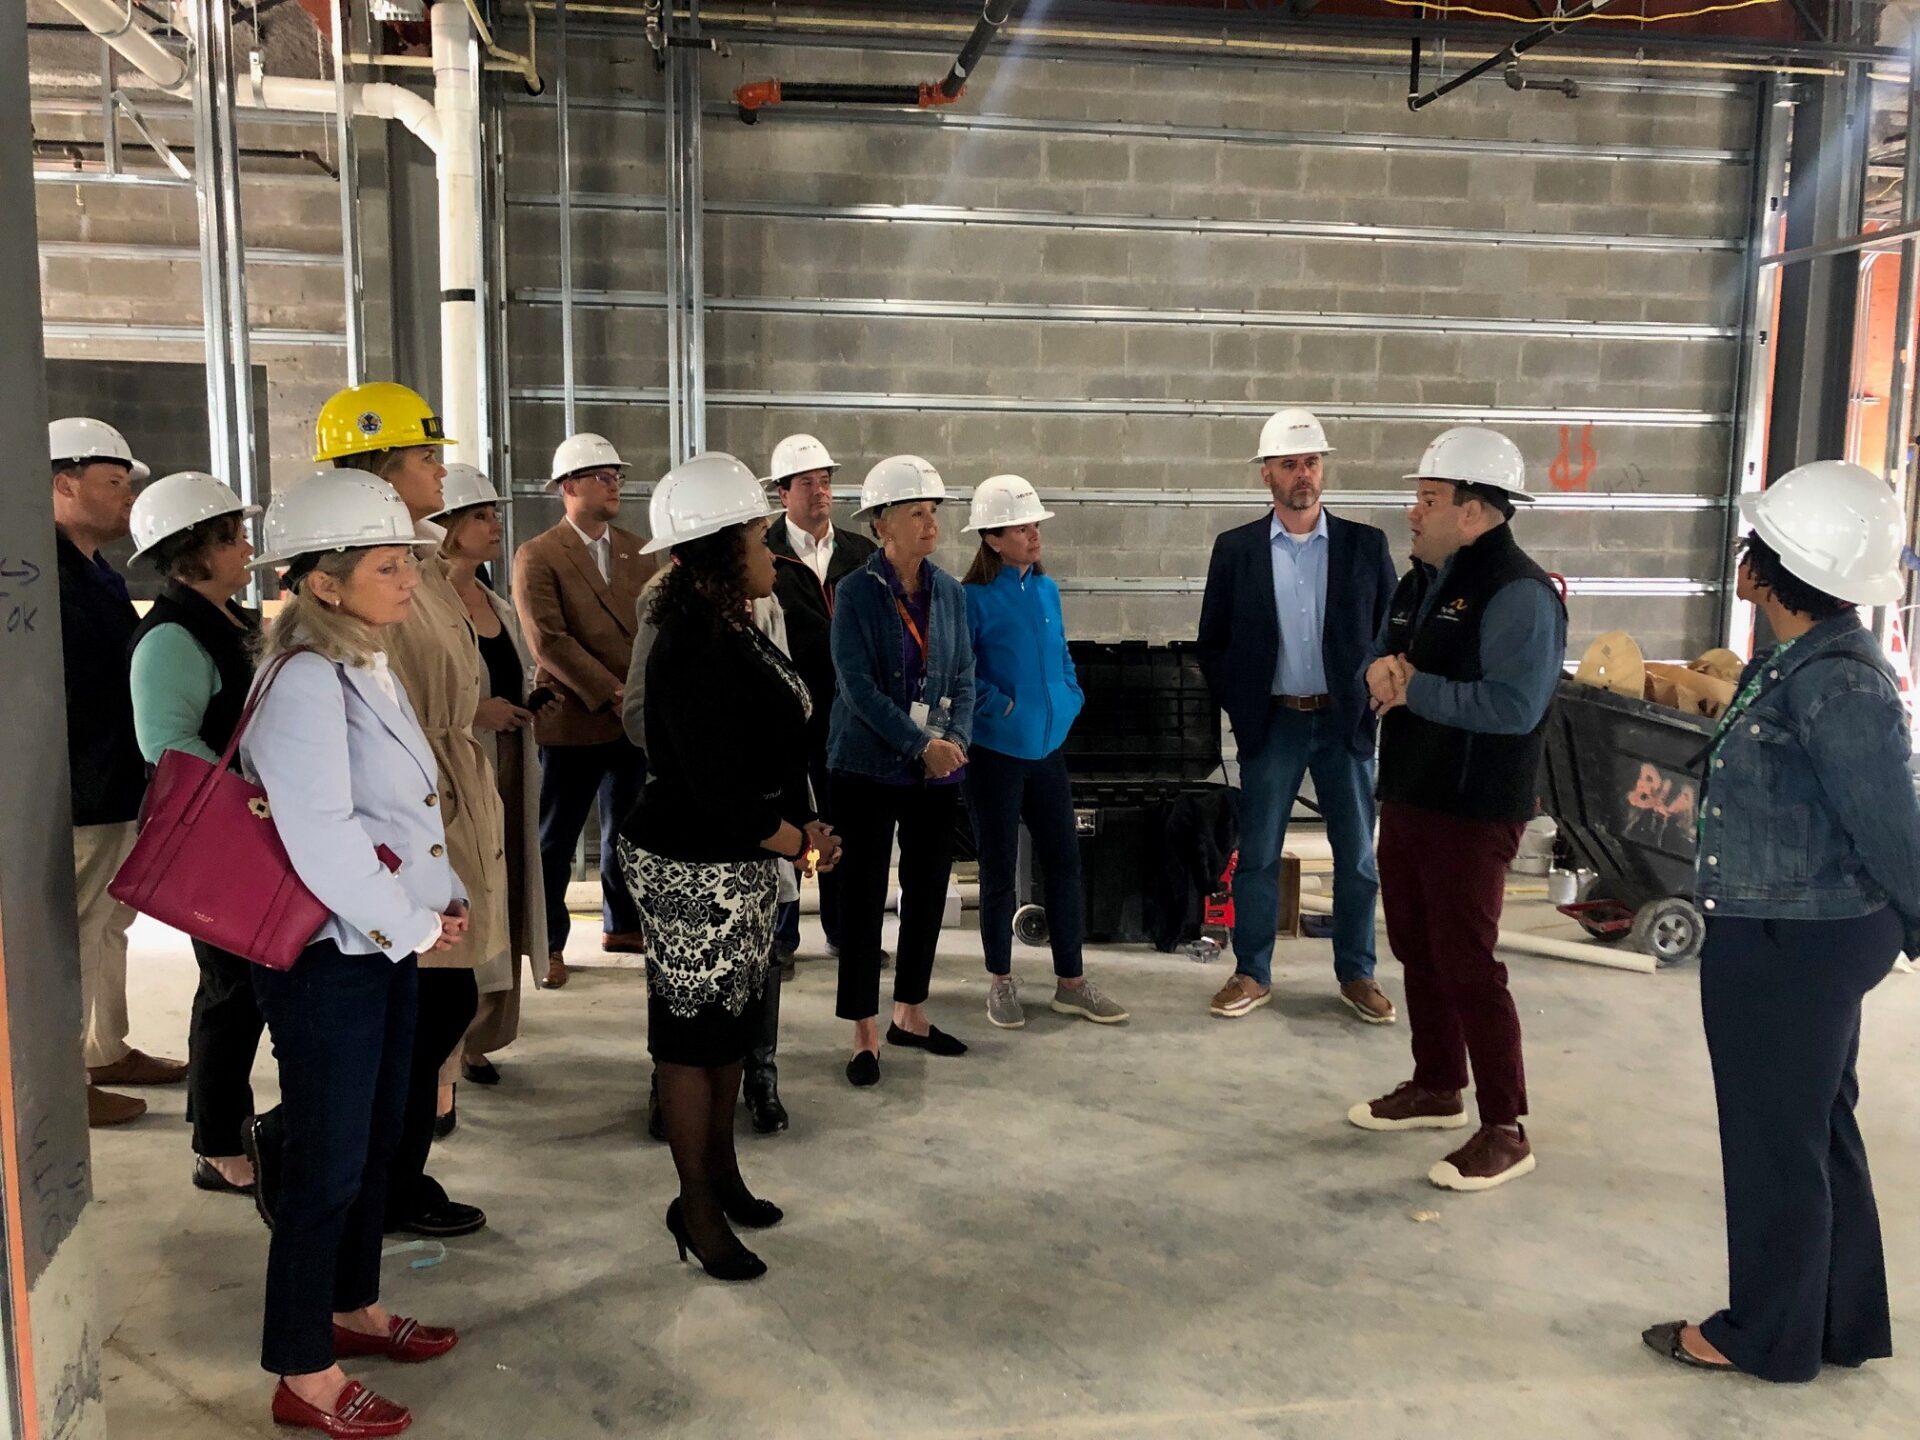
[1536,677,1712,965]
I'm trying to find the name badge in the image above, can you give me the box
[910,701,932,730]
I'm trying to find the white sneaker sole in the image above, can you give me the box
[1428,1151,1537,1192]
[1341,994,1398,1026]
[1051,1000,1130,1024]
[986,1010,1026,1030]
[1210,991,1272,1019]
[1347,1102,1471,1132]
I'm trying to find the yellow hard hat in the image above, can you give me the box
[314,382,454,462]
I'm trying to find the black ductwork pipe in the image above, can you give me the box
[1408,0,1608,111]
[940,0,1018,99]
[781,82,926,106]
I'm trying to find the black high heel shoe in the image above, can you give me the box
[720,1191,784,1229]
[665,1198,767,1281]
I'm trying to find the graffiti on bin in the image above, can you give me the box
[1622,763,1697,849]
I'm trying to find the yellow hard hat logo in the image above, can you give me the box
[357,411,383,436]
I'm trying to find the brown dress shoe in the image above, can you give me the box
[541,952,570,989]
[1429,1124,1536,1192]
[88,1086,147,1127]
[88,1048,188,1087]
[1339,978,1397,1025]
[601,931,646,955]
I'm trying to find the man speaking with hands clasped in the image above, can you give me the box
[1350,426,1567,1194]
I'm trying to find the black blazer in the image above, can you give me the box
[766,519,877,749]
[1195,509,1397,760]
[56,530,147,826]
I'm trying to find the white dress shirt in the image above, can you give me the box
[785,518,835,585]
[566,516,612,582]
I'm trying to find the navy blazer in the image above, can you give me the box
[1195,509,1397,759]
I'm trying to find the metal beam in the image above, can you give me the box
[1758,215,1920,268]
[330,0,366,384]
[42,320,345,346]
[33,166,191,188]
[1038,575,1720,597]
[555,0,578,434]
[37,239,340,265]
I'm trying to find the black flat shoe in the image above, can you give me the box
[1642,1321,1737,1372]
[462,1058,500,1086]
[846,1050,880,1087]
[886,1022,968,1057]
[666,1198,766,1281]
[240,1112,280,1231]
[192,1155,254,1196]
[433,1101,457,1140]
[389,1200,487,1239]
[721,1192,784,1229]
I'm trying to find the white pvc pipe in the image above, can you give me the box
[1297,894,1657,974]
[431,2,480,465]
[57,0,190,93]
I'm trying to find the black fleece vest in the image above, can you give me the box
[129,581,261,759]
[1375,524,1561,824]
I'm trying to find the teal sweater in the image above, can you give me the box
[129,623,223,765]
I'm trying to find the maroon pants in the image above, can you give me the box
[1378,801,1528,1126]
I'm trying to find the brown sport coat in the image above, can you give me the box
[512,520,657,748]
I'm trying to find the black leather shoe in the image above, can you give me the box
[886,1022,969,1057]
[462,1058,500,1086]
[745,1080,788,1135]
[241,1111,282,1231]
[846,1050,880,1087]
[192,1155,254,1196]
[388,1200,487,1239]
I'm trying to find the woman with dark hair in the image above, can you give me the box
[1644,460,1920,1383]
[126,471,264,1195]
[618,453,838,1282]
[959,475,1127,1030]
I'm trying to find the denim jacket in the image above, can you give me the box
[1696,613,1920,953]
[827,553,976,780]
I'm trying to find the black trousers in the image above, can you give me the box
[962,746,1086,979]
[383,967,479,1228]
[252,942,416,1376]
[833,775,958,1021]
[1699,909,1899,1382]
[187,937,264,1158]
[537,738,645,951]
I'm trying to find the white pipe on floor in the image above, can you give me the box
[431,2,480,465]
[1297,894,1657,974]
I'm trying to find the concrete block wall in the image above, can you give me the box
[503,29,1753,661]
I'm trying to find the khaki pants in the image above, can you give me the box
[73,822,138,1069]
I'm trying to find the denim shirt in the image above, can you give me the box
[1696,613,1920,953]
[827,552,976,781]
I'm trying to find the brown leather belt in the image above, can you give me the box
[1273,694,1332,713]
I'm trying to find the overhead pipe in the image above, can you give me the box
[1407,0,1613,111]
[57,0,188,92]
[432,1,482,467]
[733,0,1014,122]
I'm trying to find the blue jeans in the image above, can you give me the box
[1233,706,1378,987]
[537,739,645,950]
[774,900,800,954]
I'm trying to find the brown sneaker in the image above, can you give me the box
[602,931,646,955]
[1430,1124,1536,1192]
[1209,973,1273,1018]
[88,1086,146,1127]
[88,1048,187,1087]
[542,951,570,990]
[1347,1080,1469,1132]
[1339,978,1397,1025]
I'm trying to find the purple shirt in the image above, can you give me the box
[877,554,964,787]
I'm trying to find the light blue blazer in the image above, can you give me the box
[240,650,464,959]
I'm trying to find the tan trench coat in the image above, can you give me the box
[384,540,508,971]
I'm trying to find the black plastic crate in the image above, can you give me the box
[1065,640,1220,784]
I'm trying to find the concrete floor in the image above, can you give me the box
[94,900,1920,1439]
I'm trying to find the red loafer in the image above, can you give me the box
[271,1379,412,1437]
[333,1316,459,1364]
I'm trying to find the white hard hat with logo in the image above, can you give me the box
[129,471,260,562]
[549,433,627,490]
[431,463,506,519]
[767,434,838,484]
[642,452,781,555]
[1406,426,1533,503]
[964,474,1055,532]
[1741,460,1904,606]
[1251,408,1333,462]
[50,416,150,482]
[252,470,440,568]
[855,455,946,519]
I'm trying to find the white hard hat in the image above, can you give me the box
[855,455,946,520]
[641,452,781,555]
[1741,460,1904,606]
[252,469,438,569]
[50,416,149,483]
[1251,408,1333,461]
[1406,426,1532,503]
[128,471,259,561]
[963,474,1055,533]
[430,463,505,519]
[549,432,626,489]
[767,433,838,484]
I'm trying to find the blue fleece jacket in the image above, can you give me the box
[964,565,1084,760]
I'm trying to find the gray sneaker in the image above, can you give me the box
[987,976,1025,1029]
[1051,978,1129,1025]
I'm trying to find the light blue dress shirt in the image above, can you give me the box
[1269,510,1330,697]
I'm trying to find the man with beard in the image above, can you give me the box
[1195,409,1398,1024]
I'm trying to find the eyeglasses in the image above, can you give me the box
[569,469,624,490]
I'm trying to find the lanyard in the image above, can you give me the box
[894,597,929,662]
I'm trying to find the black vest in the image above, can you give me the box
[1376,524,1562,824]
[129,582,262,759]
